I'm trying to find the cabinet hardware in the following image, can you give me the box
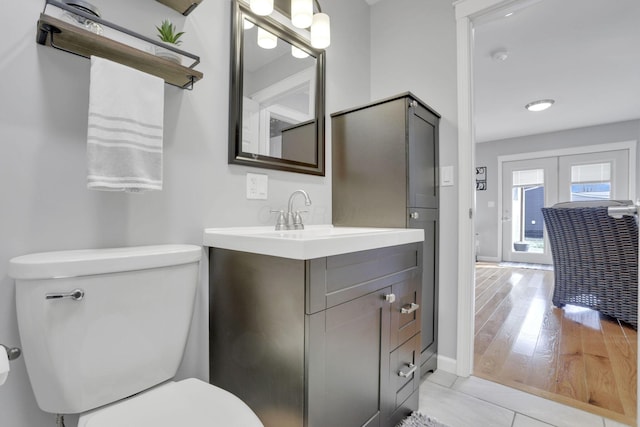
[45,289,85,301]
[384,293,396,303]
[401,302,419,314]
[398,363,417,378]
[409,212,420,219]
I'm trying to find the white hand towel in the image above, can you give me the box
[87,56,164,192]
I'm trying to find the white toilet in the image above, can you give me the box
[9,244,263,427]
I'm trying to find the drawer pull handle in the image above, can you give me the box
[384,293,396,303]
[398,363,417,378]
[401,302,419,314]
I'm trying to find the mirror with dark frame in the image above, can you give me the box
[229,0,326,176]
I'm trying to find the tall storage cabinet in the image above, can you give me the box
[332,92,440,375]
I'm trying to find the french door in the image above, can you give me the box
[502,157,557,264]
[501,149,630,264]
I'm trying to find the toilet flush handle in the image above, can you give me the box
[45,289,85,301]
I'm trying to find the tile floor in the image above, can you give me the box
[418,371,632,427]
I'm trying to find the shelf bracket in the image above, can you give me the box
[183,3,199,15]
[182,75,196,90]
[37,23,61,45]
[40,24,92,61]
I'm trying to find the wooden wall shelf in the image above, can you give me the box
[156,0,203,16]
[36,11,203,89]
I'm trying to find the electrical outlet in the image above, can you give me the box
[246,173,268,199]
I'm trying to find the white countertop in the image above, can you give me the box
[203,225,424,260]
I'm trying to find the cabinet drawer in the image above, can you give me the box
[389,274,421,350]
[306,243,420,314]
[388,334,420,416]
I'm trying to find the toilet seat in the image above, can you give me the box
[78,378,263,427]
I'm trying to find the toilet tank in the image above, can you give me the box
[9,245,202,415]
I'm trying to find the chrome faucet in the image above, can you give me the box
[277,190,312,230]
[271,190,312,230]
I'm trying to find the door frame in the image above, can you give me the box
[496,141,637,265]
[454,0,639,423]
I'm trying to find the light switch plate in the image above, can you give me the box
[246,173,268,199]
[441,166,454,186]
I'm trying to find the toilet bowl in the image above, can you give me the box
[78,378,262,427]
[9,244,263,426]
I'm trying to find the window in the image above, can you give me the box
[570,163,611,201]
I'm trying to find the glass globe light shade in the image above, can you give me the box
[310,12,330,49]
[250,0,273,16]
[257,27,278,49]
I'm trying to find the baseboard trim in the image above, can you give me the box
[436,354,457,374]
[476,256,500,262]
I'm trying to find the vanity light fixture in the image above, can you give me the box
[257,27,278,49]
[251,0,330,49]
[525,99,555,112]
[291,0,331,49]
[291,45,309,58]
[250,0,274,16]
[244,19,255,30]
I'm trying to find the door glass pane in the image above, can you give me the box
[570,163,611,201]
[512,169,544,254]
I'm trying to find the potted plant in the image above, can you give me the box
[154,19,184,64]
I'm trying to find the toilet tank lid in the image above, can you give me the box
[9,245,201,280]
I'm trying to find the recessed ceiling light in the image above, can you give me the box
[525,99,555,112]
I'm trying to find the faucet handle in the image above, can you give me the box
[292,210,308,230]
[270,210,287,230]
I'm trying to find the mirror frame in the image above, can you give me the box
[229,0,326,176]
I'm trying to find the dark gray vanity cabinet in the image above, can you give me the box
[331,92,440,376]
[209,243,422,427]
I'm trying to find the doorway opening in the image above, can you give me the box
[454,0,639,425]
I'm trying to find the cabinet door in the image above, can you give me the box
[332,98,408,228]
[408,101,439,209]
[407,208,438,371]
[308,288,391,427]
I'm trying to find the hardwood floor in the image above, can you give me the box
[474,262,637,426]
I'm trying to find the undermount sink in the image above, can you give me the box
[203,225,424,260]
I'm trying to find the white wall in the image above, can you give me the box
[370,0,459,364]
[0,0,370,425]
[475,119,640,260]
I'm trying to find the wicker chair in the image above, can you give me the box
[542,201,638,328]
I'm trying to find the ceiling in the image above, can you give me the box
[472,0,640,143]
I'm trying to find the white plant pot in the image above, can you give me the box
[154,46,181,65]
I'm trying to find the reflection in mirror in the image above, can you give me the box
[229,0,325,176]
[242,18,316,163]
